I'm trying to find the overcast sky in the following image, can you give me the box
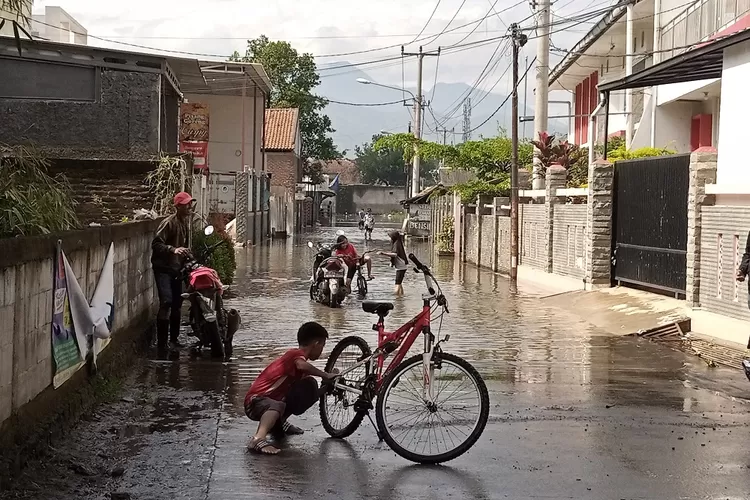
[31,0,606,94]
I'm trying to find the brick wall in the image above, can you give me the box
[48,159,156,225]
[0,220,159,426]
[265,151,300,190]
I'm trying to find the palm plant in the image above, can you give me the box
[0,0,33,55]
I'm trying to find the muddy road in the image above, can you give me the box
[7,226,750,499]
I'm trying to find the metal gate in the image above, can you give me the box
[612,154,690,295]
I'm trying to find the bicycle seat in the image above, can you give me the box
[362,301,394,316]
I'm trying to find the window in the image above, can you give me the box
[0,58,96,101]
[641,31,645,47]
[606,58,610,72]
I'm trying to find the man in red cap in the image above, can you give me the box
[151,191,195,351]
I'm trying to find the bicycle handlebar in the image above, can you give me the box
[408,253,427,273]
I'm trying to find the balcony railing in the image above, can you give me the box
[659,0,750,62]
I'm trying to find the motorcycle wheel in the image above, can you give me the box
[309,283,316,301]
[206,321,225,358]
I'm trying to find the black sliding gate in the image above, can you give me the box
[612,154,690,295]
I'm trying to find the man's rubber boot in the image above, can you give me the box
[169,315,182,345]
[156,319,169,350]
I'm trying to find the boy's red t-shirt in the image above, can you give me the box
[335,243,359,266]
[245,348,307,405]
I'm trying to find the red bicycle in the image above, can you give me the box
[319,253,489,464]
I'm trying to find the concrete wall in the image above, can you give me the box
[0,220,159,426]
[184,92,265,174]
[717,40,750,185]
[336,184,408,214]
[653,100,695,153]
[552,205,588,279]
[0,69,163,160]
[698,206,750,320]
[520,204,546,270]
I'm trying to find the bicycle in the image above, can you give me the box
[353,250,374,298]
[319,253,489,464]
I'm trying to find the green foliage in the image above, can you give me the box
[451,177,510,204]
[146,154,189,215]
[231,36,341,182]
[356,134,438,186]
[607,146,676,161]
[192,229,237,285]
[567,147,589,188]
[373,134,532,182]
[436,216,454,253]
[0,145,79,238]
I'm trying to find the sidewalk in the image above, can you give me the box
[515,265,748,365]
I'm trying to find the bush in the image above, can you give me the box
[436,216,454,253]
[451,178,510,204]
[607,146,676,161]
[0,145,79,238]
[192,229,237,285]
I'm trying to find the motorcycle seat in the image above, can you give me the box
[362,301,394,316]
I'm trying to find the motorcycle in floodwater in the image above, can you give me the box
[181,225,241,359]
[308,240,349,308]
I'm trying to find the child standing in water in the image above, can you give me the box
[378,230,409,296]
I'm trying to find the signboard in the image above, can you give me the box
[180,141,208,169]
[180,103,209,141]
[407,203,432,237]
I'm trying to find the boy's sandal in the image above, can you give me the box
[248,438,279,455]
[282,421,305,435]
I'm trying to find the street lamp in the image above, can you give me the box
[356,77,420,197]
[356,78,416,99]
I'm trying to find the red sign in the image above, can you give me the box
[180,141,208,169]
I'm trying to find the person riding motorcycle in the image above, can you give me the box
[151,191,195,352]
[334,235,373,291]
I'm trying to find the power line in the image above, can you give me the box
[421,0,468,47]
[447,0,526,48]
[409,0,444,44]
[469,57,534,133]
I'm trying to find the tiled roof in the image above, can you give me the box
[315,159,361,184]
[264,108,299,151]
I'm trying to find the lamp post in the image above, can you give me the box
[357,78,420,197]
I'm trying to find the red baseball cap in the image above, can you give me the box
[173,192,194,206]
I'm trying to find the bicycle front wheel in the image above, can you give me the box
[375,352,489,464]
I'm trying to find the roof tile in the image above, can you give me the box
[264,108,299,151]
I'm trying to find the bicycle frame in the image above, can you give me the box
[332,272,441,402]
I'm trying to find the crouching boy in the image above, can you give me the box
[244,321,337,454]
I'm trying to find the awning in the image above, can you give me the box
[598,27,750,92]
[401,184,447,206]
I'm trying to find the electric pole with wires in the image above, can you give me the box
[510,23,528,289]
[402,45,440,197]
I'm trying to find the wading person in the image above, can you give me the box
[378,230,409,296]
[244,322,338,455]
[151,191,194,352]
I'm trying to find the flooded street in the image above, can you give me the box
[8,226,750,499]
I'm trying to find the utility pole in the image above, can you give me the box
[522,55,529,140]
[402,46,440,197]
[532,0,550,190]
[511,24,528,289]
[462,99,472,143]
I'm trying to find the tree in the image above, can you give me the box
[230,36,340,182]
[355,134,439,187]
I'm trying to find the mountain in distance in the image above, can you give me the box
[316,61,567,157]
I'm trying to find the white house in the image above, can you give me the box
[31,6,87,45]
[550,0,750,157]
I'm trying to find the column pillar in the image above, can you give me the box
[686,147,718,307]
[545,164,567,273]
[585,159,614,289]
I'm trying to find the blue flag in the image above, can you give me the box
[328,174,340,194]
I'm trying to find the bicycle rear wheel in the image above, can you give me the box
[375,352,489,464]
[356,274,368,296]
[320,336,372,438]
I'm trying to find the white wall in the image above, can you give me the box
[654,100,694,152]
[658,0,691,30]
[184,92,265,174]
[657,79,719,105]
[717,40,750,185]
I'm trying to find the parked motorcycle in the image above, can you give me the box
[181,225,241,359]
[308,240,349,307]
